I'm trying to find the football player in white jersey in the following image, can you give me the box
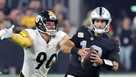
[0,10,74,77]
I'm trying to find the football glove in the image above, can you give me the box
[0,25,15,40]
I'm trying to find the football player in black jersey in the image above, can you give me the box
[64,7,120,77]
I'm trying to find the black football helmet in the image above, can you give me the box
[35,10,58,36]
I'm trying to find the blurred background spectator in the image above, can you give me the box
[20,8,36,29]
[0,0,6,10]
[8,9,22,27]
[28,0,42,15]
[62,20,72,35]
[116,17,133,71]
[0,10,10,29]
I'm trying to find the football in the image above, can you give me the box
[81,47,98,68]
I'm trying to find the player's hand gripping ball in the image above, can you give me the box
[81,47,98,68]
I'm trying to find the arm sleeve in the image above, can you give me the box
[10,30,32,48]
[70,26,83,55]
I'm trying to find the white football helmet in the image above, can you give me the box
[90,7,112,33]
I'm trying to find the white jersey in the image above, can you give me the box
[21,29,66,77]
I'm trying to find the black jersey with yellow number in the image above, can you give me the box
[66,26,119,77]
